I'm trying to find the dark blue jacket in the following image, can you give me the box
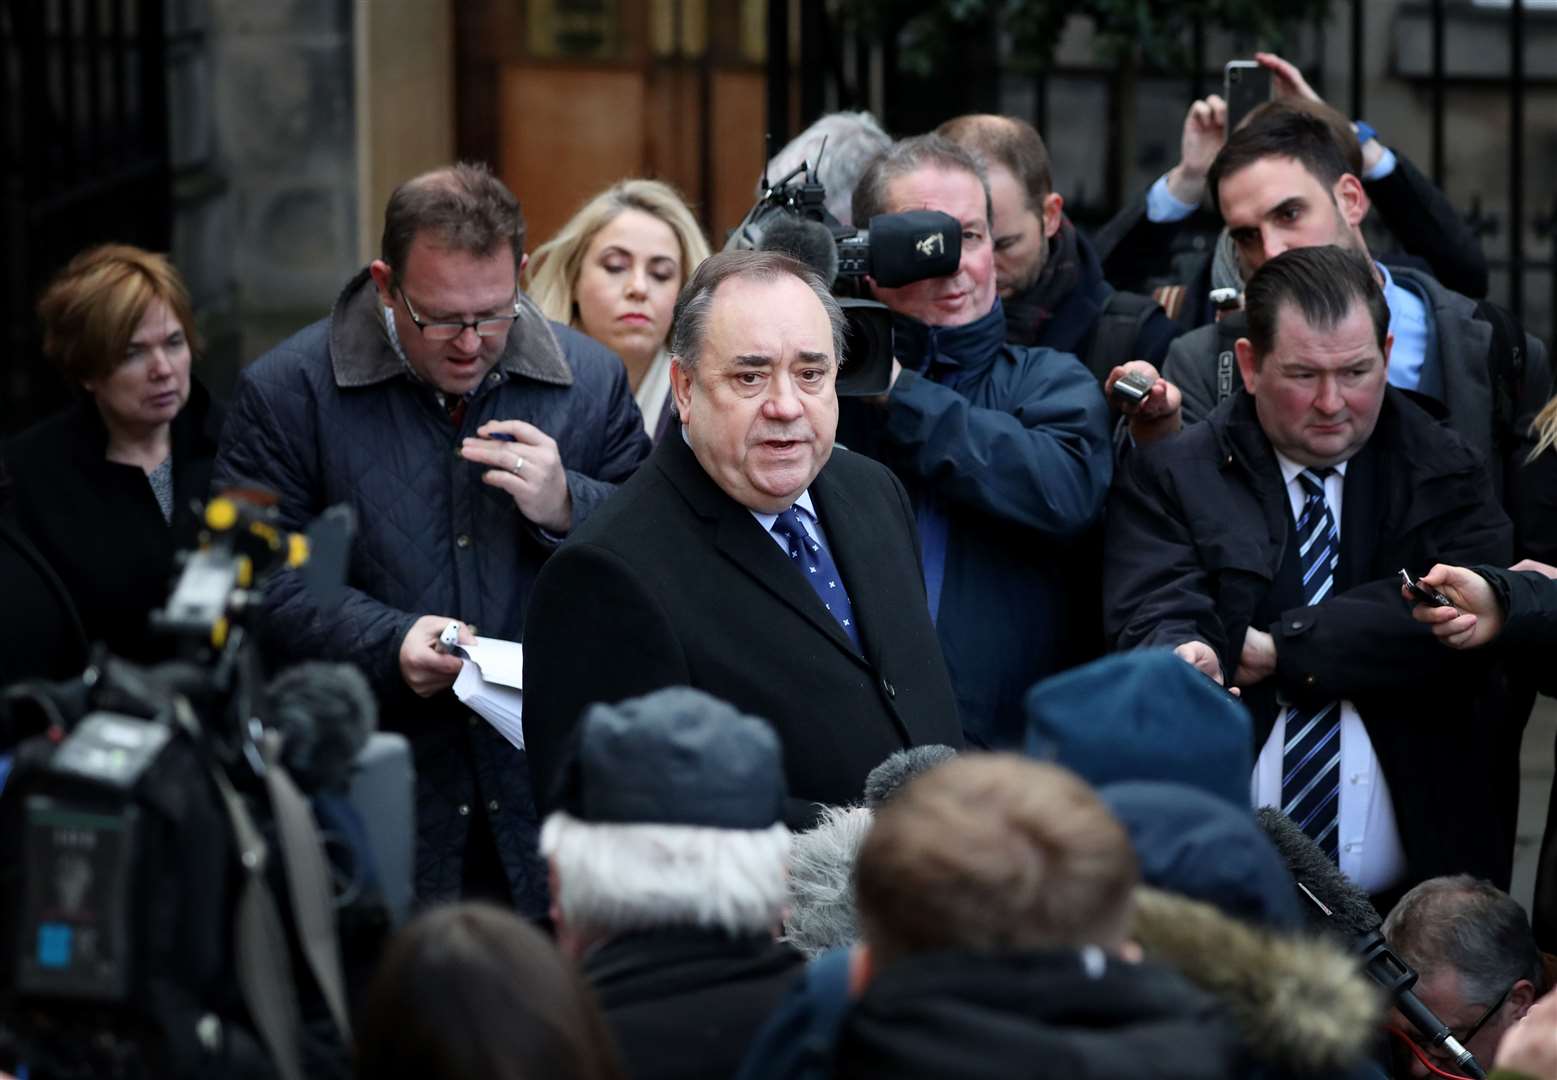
[838,302,1113,747]
[213,269,650,913]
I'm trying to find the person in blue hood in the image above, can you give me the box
[837,134,1115,748]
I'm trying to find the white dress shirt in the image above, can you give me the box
[1250,454,1407,895]
[751,490,831,556]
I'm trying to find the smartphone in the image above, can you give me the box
[1399,569,1453,608]
[1224,60,1273,133]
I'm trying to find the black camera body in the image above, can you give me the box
[0,495,390,1080]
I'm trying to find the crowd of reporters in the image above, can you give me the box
[7,49,1557,1080]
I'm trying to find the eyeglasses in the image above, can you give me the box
[1403,982,1514,1063]
[1462,982,1515,1044]
[397,287,521,342]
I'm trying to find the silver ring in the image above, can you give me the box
[510,453,525,475]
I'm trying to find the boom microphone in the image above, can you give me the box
[759,215,840,288]
[1255,808,1487,1079]
[266,662,377,793]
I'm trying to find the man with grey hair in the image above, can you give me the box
[762,111,891,227]
[215,161,650,914]
[1381,876,1545,1076]
[524,250,962,827]
[839,134,1113,749]
[542,687,804,1080]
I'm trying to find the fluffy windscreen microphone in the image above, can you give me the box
[1254,807,1382,935]
[266,662,377,793]
[758,215,840,288]
[863,745,959,808]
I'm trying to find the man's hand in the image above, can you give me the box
[1494,989,1557,1079]
[1234,626,1277,688]
[461,419,573,533]
[399,614,470,697]
[1255,52,1322,104]
[1404,564,1505,649]
[1174,640,1225,684]
[1513,558,1557,579]
[1105,361,1183,446]
[1165,94,1226,206]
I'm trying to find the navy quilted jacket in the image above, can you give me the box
[214,269,651,913]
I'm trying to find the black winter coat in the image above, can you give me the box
[584,930,804,1080]
[1104,387,1514,887]
[833,950,1243,1080]
[214,270,650,913]
[2,382,222,667]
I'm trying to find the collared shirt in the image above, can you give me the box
[1377,262,1440,400]
[1250,452,1408,895]
[750,489,834,559]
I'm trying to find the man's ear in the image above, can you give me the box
[670,357,695,424]
[1042,192,1064,239]
[1381,330,1394,372]
[1234,337,1260,394]
[1511,978,1539,1019]
[369,260,396,307]
[1334,173,1367,229]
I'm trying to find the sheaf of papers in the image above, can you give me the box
[451,637,525,751]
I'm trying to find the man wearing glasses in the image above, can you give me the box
[1381,875,1546,1077]
[215,162,651,915]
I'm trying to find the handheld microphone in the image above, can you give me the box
[1255,808,1487,1079]
[863,744,958,808]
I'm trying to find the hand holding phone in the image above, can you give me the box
[1111,369,1157,406]
[1399,569,1453,608]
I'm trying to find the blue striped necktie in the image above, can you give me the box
[1281,467,1342,860]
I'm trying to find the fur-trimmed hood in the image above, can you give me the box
[1132,886,1384,1076]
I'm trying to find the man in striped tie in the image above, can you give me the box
[1103,245,1514,907]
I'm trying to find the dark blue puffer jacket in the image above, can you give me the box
[214,268,651,914]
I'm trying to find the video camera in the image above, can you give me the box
[727,139,962,395]
[0,493,412,1080]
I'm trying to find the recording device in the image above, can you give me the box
[1399,569,1454,609]
[1256,808,1488,1079]
[1110,370,1157,406]
[0,492,405,1080]
[728,141,962,396]
[1224,59,1273,133]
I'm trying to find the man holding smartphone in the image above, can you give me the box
[1104,245,1513,905]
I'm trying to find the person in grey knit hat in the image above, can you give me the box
[541,686,805,1080]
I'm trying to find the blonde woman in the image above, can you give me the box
[527,180,711,438]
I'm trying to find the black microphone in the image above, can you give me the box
[266,662,377,793]
[863,744,958,808]
[759,215,840,288]
[1255,808,1487,1079]
[837,210,961,288]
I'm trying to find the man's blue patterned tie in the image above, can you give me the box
[1280,467,1342,860]
[771,507,862,652]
